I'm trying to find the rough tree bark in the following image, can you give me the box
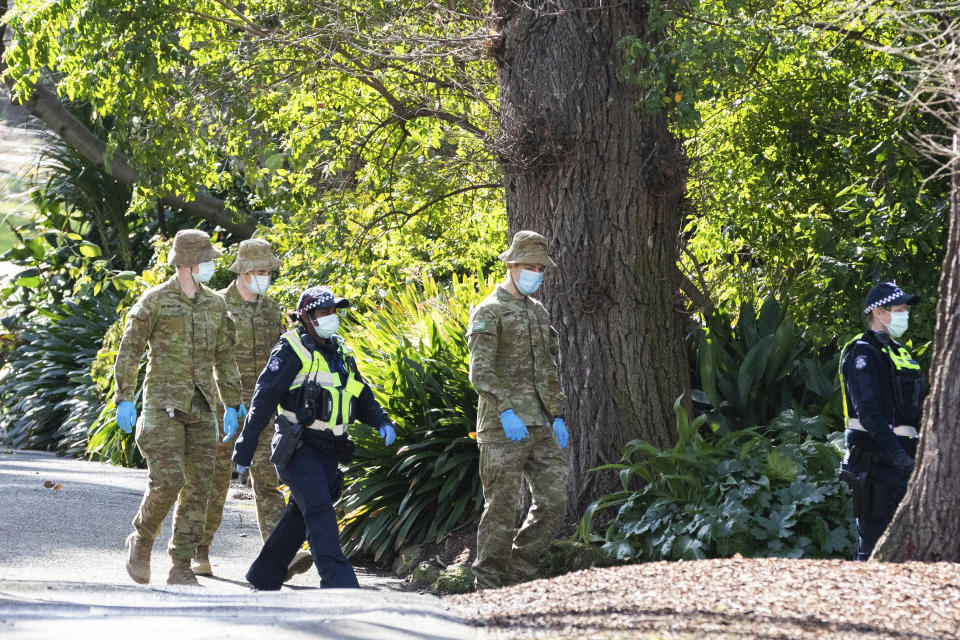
[872,132,960,562]
[493,1,689,516]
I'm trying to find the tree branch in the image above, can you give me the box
[11,83,254,238]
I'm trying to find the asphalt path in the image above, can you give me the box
[0,448,477,639]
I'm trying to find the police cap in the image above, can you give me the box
[863,282,920,314]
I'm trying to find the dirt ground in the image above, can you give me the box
[450,557,960,640]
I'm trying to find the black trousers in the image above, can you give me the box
[246,442,359,589]
[854,463,908,561]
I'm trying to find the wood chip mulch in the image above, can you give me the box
[449,558,960,639]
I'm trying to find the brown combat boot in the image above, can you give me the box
[167,558,200,586]
[285,550,314,581]
[191,546,212,576]
[125,532,152,584]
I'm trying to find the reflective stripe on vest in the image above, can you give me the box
[883,345,921,371]
[280,329,366,431]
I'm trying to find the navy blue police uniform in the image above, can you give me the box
[839,282,926,560]
[233,287,391,590]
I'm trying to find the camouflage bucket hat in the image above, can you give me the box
[228,238,282,273]
[498,230,557,268]
[167,229,222,267]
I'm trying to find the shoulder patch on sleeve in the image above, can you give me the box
[855,355,868,370]
[267,355,281,371]
[472,320,487,332]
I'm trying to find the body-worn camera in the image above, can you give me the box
[296,380,332,425]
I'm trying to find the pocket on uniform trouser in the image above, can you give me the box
[870,480,907,522]
[330,469,344,502]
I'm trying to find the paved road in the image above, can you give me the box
[0,448,477,639]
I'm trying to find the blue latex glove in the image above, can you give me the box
[379,424,396,446]
[238,403,248,420]
[223,406,240,442]
[552,417,568,449]
[499,409,529,442]
[236,464,249,475]
[116,400,137,434]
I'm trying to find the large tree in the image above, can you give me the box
[873,4,960,561]
[493,1,688,513]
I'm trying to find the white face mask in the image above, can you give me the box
[245,274,271,295]
[883,311,909,338]
[192,261,215,283]
[312,314,339,339]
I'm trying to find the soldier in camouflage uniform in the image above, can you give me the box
[114,229,243,586]
[466,230,569,591]
[193,239,289,577]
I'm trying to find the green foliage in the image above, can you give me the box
[338,274,493,563]
[621,1,948,343]
[4,1,505,299]
[691,295,838,433]
[0,292,119,455]
[577,399,855,561]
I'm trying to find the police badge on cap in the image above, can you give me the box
[863,282,920,314]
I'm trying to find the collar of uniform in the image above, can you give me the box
[864,329,893,346]
[494,283,527,305]
[164,274,213,303]
[221,280,244,304]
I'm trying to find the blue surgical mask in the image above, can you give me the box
[192,261,215,284]
[884,311,909,338]
[312,315,339,339]
[514,269,543,295]
[245,274,271,295]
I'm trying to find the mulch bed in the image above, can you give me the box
[449,557,960,639]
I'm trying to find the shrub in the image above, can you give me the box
[576,398,856,561]
[691,295,839,433]
[0,292,119,455]
[337,274,493,563]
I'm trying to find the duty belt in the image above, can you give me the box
[279,409,348,436]
[846,418,919,438]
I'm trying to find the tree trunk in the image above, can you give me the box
[493,1,689,517]
[872,131,960,562]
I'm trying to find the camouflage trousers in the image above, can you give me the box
[473,423,568,590]
[133,387,216,561]
[201,417,285,547]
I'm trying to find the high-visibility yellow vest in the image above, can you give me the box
[280,329,365,434]
[839,332,921,426]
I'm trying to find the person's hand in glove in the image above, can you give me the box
[116,400,137,434]
[236,464,249,475]
[379,424,396,446]
[499,409,529,441]
[238,403,248,420]
[892,450,915,479]
[552,417,568,449]
[222,405,240,442]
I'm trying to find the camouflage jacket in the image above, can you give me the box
[467,285,564,441]
[114,276,242,413]
[220,282,285,405]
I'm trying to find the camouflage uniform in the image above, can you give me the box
[467,231,568,590]
[115,232,241,566]
[201,244,286,550]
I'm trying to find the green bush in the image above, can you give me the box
[338,274,493,563]
[0,293,119,455]
[691,295,839,433]
[576,398,855,561]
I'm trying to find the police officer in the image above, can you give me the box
[193,239,288,577]
[839,281,927,560]
[466,230,569,591]
[115,229,243,586]
[232,286,396,590]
